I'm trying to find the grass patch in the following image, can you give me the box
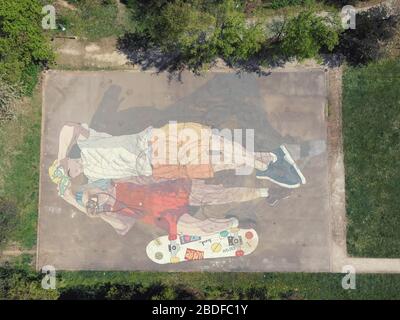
[252,1,333,20]
[343,59,400,257]
[2,254,400,299]
[2,266,400,299]
[55,271,400,299]
[20,64,42,96]
[56,0,136,41]
[265,0,305,10]
[0,85,42,249]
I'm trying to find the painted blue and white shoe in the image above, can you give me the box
[256,145,306,188]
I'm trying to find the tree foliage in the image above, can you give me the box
[0,266,59,300]
[280,10,341,60]
[0,0,54,86]
[335,6,399,65]
[120,0,266,71]
[216,6,265,62]
[150,1,217,51]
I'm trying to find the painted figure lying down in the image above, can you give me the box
[59,177,272,239]
[55,121,306,189]
[49,120,309,263]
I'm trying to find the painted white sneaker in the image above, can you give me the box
[256,145,306,188]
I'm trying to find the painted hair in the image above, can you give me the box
[48,160,70,197]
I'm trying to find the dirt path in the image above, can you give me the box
[53,0,132,69]
[57,0,77,11]
[1,249,36,257]
[327,66,347,273]
[54,37,131,69]
[0,245,36,264]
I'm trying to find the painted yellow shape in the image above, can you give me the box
[211,242,222,253]
[170,256,180,263]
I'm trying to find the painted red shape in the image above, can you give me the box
[235,250,244,257]
[245,231,253,239]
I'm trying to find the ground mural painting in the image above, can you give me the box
[49,121,306,264]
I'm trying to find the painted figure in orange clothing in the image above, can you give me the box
[73,178,270,239]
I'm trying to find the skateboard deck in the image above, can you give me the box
[146,227,259,264]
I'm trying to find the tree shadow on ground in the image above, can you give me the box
[117,33,286,79]
[117,33,187,80]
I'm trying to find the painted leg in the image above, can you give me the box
[210,135,276,172]
[177,213,239,236]
[190,180,269,206]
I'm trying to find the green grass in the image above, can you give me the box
[343,59,400,257]
[55,0,136,41]
[0,86,42,249]
[253,0,334,20]
[265,0,305,10]
[3,263,400,299]
[20,64,42,96]
[53,271,400,299]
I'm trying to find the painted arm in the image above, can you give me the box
[61,185,107,219]
[57,122,90,162]
[61,187,94,216]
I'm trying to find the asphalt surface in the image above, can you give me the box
[38,70,330,271]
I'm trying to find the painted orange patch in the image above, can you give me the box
[184,248,204,260]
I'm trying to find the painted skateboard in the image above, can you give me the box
[146,227,259,264]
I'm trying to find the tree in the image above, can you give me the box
[0,267,59,300]
[280,10,341,60]
[149,1,219,70]
[0,0,54,86]
[149,1,217,52]
[216,7,265,63]
[335,6,399,65]
[119,0,266,71]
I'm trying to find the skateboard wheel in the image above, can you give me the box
[170,256,180,263]
[219,230,229,237]
[245,231,254,239]
[211,242,222,253]
[155,252,163,260]
[230,227,240,233]
[235,250,244,257]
